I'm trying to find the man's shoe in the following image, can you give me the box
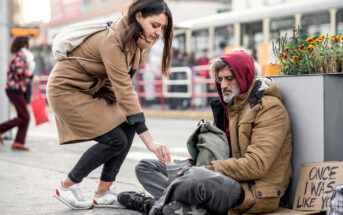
[117,191,154,213]
[54,183,93,210]
[93,186,123,208]
[11,143,29,151]
[162,201,208,215]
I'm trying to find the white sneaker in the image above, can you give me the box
[93,186,124,208]
[54,183,93,210]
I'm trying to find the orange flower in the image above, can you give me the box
[320,34,325,38]
[299,45,306,51]
[306,45,315,53]
[285,47,290,52]
[306,37,314,42]
[329,35,338,40]
[311,39,319,44]
[281,52,287,59]
[317,38,323,43]
[340,36,343,41]
[291,59,296,63]
[293,56,299,60]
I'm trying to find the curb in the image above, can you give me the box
[143,109,213,120]
[12,106,213,120]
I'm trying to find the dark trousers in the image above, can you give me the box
[68,122,135,183]
[0,92,30,144]
[136,159,244,215]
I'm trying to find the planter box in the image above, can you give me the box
[272,73,343,208]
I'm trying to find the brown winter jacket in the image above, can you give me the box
[209,77,292,214]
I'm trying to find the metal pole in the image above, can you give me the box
[234,23,241,47]
[263,18,270,43]
[330,8,337,36]
[0,0,10,138]
[209,26,214,58]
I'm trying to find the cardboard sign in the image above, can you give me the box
[293,162,343,211]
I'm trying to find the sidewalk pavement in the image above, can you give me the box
[0,136,144,215]
[0,107,212,215]
[0,159,142,215]
[0,111,147,215]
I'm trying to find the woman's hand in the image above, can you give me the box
[32,76,40,84]
[146,142,171,164]
[138,130,170,164]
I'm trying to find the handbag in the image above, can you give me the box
[24,80,32,104]
[30,83,49,126]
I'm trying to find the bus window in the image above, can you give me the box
[191,29,209,57]
[174,34,186,54]
[337,9,343,35]
[270,17,295,41]
[241,21,263,60]
[301,12,330,36]
[214,25,234,55]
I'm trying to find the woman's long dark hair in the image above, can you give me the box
[10,36,29,53]
[123,0,173,77]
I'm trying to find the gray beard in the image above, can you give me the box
[222,89,240,104]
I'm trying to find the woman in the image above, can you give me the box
[0,36,39,150]
[47,0,173,210]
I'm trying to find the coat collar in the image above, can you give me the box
[110,17,137,57]
[228,80,257,113]
[228,77,281,113]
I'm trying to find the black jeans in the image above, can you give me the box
[68,122,135,183]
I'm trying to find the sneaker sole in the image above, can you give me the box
[54,194,93,210]
[93,204,124,208]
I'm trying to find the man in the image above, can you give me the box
[213,41,227,58]
[118,51,292,215]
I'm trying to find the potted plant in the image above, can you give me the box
[272,27,343,75]
[270,27,343,209]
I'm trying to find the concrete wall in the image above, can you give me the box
[273,74,343,207]
[324,74,343,161]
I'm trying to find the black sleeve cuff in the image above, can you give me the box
[127,112,148,134]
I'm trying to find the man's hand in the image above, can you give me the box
[173,158,195,166]
[146,142,171,164]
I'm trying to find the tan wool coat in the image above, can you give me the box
[209,79,292,214]
[47,18,142,144]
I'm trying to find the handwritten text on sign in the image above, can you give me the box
[293,162,343,211]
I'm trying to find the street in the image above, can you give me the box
[0,112,203,215]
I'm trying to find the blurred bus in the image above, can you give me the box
[173,0,343,69]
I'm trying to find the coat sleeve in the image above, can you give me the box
[211,97,290,181]
[99,33,147,134]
